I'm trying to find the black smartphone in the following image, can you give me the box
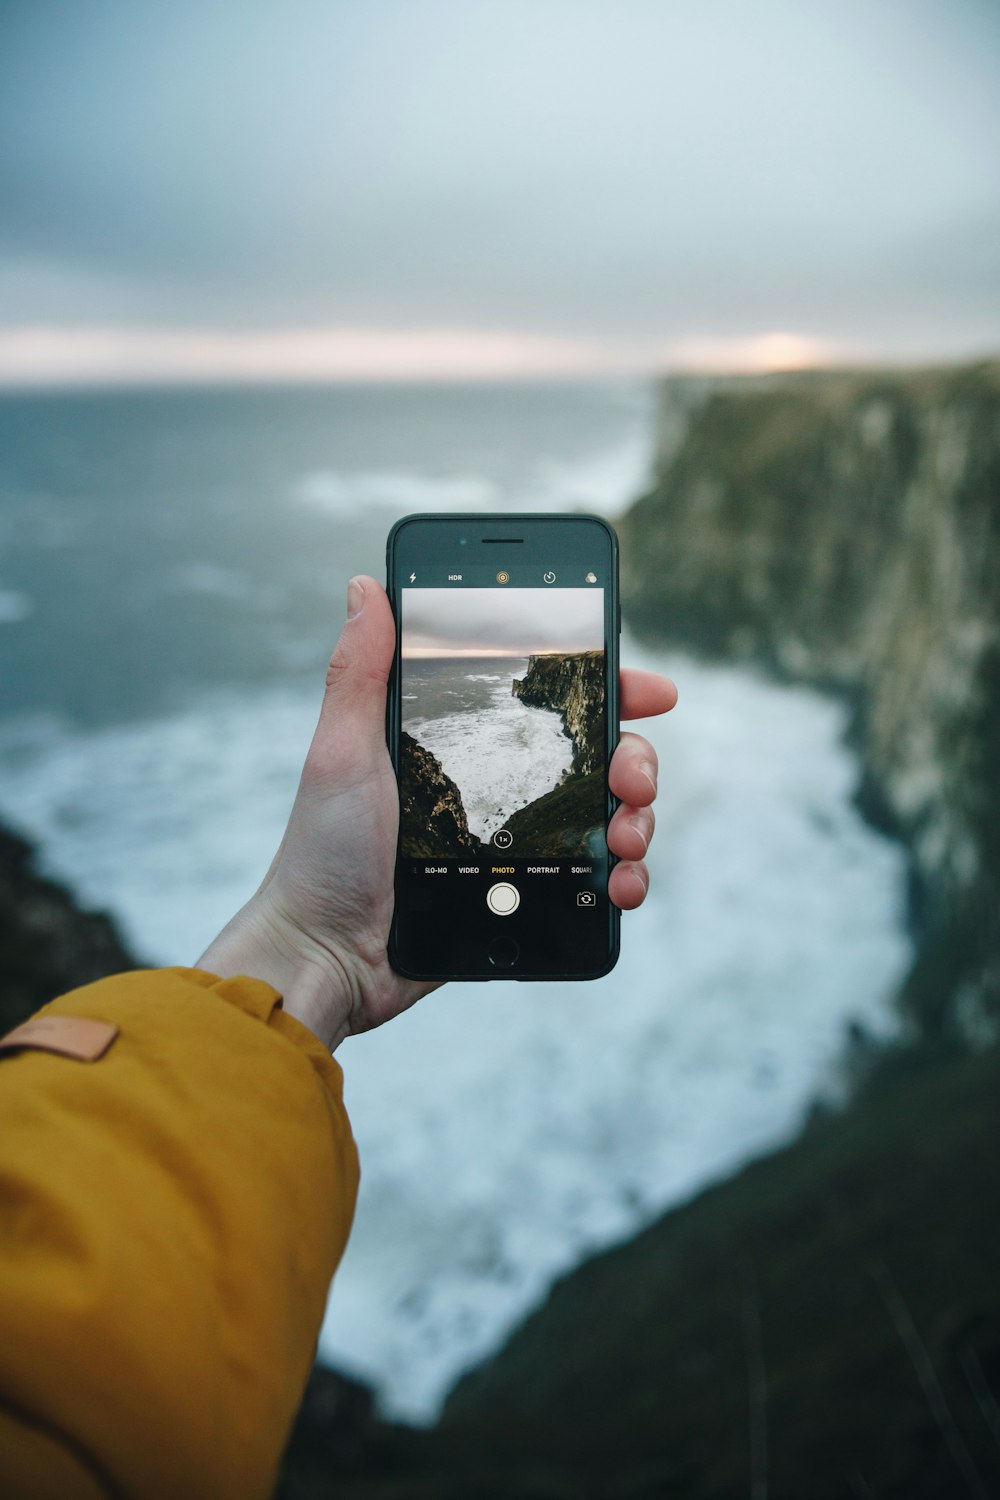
[386,512,620,981]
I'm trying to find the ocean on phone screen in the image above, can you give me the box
[403,658,572,840]
[0,381,912,1424]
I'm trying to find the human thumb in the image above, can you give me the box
[311,576,396,771]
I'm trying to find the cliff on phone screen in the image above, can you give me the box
[399,589,605,858]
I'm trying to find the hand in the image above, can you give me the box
[198,576,677,1050]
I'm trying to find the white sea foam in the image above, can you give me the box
[0,685,320,964]
[293,428,653,523]
[515,433,654,516]
[409,679,572,840]
[0,641,911,1424]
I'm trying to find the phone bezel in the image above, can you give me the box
[386,512,620,982]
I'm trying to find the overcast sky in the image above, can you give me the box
[1,0,997,382]
[402,588,604,656]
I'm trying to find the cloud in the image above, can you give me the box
[402,588,605,657]
[1,0,998,368]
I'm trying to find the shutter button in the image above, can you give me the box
[486,882,520,916]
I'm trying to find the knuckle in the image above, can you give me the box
[325,646,350,692]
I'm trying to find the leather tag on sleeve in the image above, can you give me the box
[0,1015,120,1062]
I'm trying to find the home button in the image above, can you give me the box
[489,936,519,969]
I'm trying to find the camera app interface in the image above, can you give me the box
[400,584,606,872]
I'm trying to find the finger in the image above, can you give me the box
[608,803,655,862]
[609,732,658,807]
[609,860,649,911]
[621,668,677,721]
[311,576,396,771]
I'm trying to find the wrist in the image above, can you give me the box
[197,894,356,1052]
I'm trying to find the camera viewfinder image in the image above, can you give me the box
[400,588,605,859]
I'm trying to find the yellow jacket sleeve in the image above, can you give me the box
[0,967,360,1500]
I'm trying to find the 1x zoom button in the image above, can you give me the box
[486,883,520,916]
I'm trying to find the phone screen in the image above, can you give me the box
[388,515,619,980]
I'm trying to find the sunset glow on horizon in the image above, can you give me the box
[0,323,864,389]
[400,644,603,659]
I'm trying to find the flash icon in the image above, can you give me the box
[409,573,416,583]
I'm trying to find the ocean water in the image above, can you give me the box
[404,656,572,840]
[0,382,912,1422]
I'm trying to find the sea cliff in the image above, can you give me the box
[621,360,1000,1042]
[398,731,483,858]
[512,650,605,775]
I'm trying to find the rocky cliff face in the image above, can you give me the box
[398,731,483,858]
[621,360,1000,1042]
[512,650,605,775]
[503,769,606,858]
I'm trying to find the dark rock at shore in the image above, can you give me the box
[279,1366,394,1495]
[0,824,142,1032]
[512,651,605,775]
[620,360,1000,1044]
[398,731,484,858]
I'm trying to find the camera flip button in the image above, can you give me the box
[487,882,520,916]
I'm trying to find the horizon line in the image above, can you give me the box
[0,323,992,391]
